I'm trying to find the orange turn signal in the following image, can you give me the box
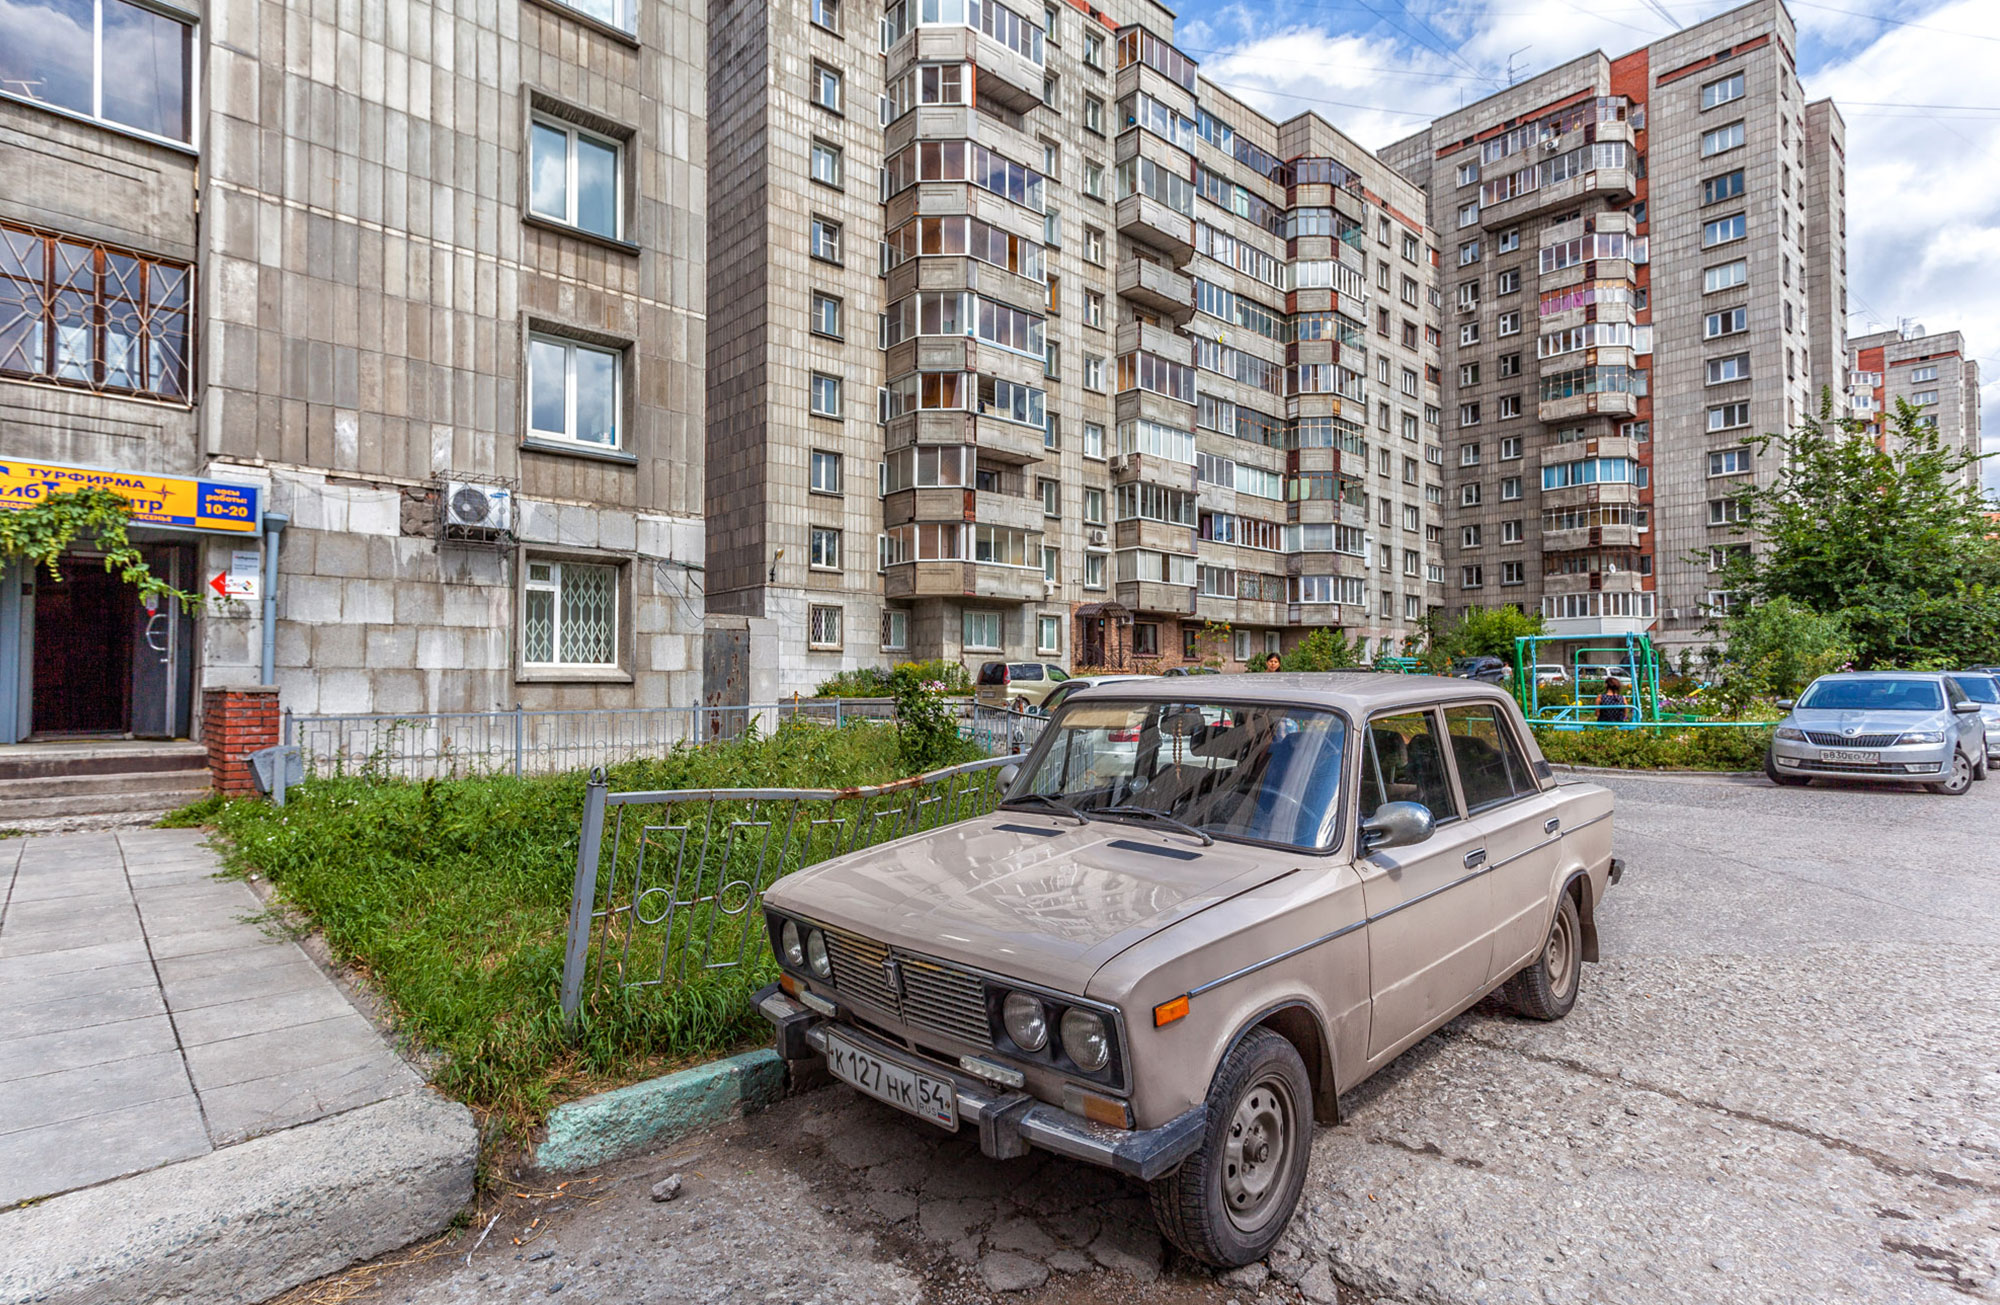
[779,973,800,998]
[1153,995,1190,1027]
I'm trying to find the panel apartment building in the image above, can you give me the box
[1846,326,1984,493]
[0,0,708,742]
[705,0,1445,693]
[1383,0,1845,651]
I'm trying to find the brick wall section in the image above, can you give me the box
[204,685,281,798]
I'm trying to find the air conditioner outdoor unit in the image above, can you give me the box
[1089,528,1108,545]
[444,481,513,532]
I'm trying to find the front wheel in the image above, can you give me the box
[1932,751,1974,796]
[1765,754,1810,787]
[1503,891,1582,1021]
[1149,1027,1313,1268]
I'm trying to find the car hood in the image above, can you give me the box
[1787,708,1947,737]
[762,812,1308,995]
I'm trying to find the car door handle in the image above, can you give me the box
[1463,848,1487,869]
[1544,816,1561,834]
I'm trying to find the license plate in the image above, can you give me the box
[1819,749,1879,764]
[824,1031,958,1131]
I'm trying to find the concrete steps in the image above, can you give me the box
[0,743,210,823]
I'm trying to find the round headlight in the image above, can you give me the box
[1001,992,1048,1051]
[806,929,832,979]
[1060,1007,1111,1072]
[779,920,805,968]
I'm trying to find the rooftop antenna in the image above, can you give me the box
[1505,46,1532,86]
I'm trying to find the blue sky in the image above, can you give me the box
[1166,0,2000,496]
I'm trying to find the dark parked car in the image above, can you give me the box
[1451,656,1511,685]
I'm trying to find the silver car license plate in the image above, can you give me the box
[824,1031,958,1131]
[1819,749,1879,764]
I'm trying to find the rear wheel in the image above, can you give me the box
[1504,892,1582,1021]
[1764,755,1810,787]
[1149,1028,1313,1269]
[1932,751,1974,796]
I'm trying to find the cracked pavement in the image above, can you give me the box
[329,772,2000,1305]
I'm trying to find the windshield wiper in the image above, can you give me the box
[1098,805,1213,846]
[1001,793,1090,826]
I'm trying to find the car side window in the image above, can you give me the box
[1361,710,1458,824]
[1442,704,1537,811]
[1943,678,1967,707]
[1048,667,1069,682]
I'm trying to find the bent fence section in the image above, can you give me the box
[558,755,1017,1023]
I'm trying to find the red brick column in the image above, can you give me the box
[204,684,281,798]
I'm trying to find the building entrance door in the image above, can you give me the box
[27,544,196,739]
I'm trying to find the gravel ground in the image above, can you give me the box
[315,773,2000,1305]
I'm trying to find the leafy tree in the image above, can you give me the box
[1192,620,1232,668]
[1424,604,1545,666]
[1710,396,2000,667]
[0,487,199,609]
[1708,597,1853,713]
[888,665,961,773]
[1282,627,1365,672]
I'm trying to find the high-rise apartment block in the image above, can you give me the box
[1846,326,1984,492]
[705,0,1446,694]
[1384,0,1844,648]
[0,0,708,741]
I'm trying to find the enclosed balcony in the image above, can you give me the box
[1116,580,1195,617]
[1116,194,1195,264]
[1116,258,1195,321]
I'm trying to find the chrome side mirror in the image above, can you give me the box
[1774,699,1795,711]
[1360,801,1436,852]
[1952,701,1982,715]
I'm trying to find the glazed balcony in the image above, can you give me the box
[885,560,1046,602]
[1538,389,1639,423]
[1116,580,1195,616]
[1541,522,1641,553]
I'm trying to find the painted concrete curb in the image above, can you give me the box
[1551,762,1765,782]
[536,1048,788,1172]
[0,1090,477,1305]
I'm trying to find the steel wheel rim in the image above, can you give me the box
[1546,905,1577,1000]
[1946,754,1972,793]
[1221,1074,1295,1234]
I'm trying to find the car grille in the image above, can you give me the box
[820,927,992,1049]
[1806,760,1922,774]
[1802,730,1903,749]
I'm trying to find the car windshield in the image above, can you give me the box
[1948,675,1999,704]
[1797,678,1944,712]
[1009,700,1348,849]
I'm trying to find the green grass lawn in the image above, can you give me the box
[172,719,984,1135]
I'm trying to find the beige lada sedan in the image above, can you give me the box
[754,674,1620,1267]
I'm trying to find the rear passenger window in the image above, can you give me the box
[1014,664,1044,681]
[1362,711,1458,823]
[1443,705,1537,811]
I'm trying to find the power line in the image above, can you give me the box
[1785,0,2000,46]
[1180,44,1499,85]
[1202,78,1444,120]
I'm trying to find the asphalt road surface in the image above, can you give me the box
[315,772,2000,1305]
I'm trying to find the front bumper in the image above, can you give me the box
[754,984,1205,1181]
[1768,736,1952,781]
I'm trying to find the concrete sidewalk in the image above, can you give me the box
[0,827,427,1205]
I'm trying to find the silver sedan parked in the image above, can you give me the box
[1766,672,1990,795]
[1946,673,2000,765]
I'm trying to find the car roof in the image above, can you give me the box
[1062,671,1514,714]
[1810,670,1948,680]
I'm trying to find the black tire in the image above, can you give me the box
[1149,1027,1313,1269]
[1973,752,1989,782]
[1931,751,1975,796]
[1503,891,1583,1021]
[1764,754,1810,787]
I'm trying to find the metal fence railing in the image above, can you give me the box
[558,755,1018,1021]
[962,703,1048,756]
[283,698,898,780]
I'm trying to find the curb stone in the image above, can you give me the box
[536,1049,788,1172]
[1550,763,1765,782]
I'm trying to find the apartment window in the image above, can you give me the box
[810,450,844,495]
[1039,477,1060,517]
[529,118,623,240]
[1038,615,1062,655]
[879,609,909,651]
[810,139,843,188]
[1083,29,1105,67]
[811,292,842,339]
[528,334,621,448]
[1457,281,1480,311]
[811,0,839,28]
[1709,498,1750,525]
[809,526,842,570]
[1460,323,1480,346]
[524,560,618,668]
[1495,436,1520,461]
[1708,448,1752,476]
[1458,202,1479,228]
[811,216,843,264]
[1497,269,1520,296]
[1083,354,1105,391]
[1044,341,1061,380]
[1044,204,1062,247]
[1402,413,1421,441]
[1705,306,1747,339]
[1706,354,1750,385]
[1497,394,1521,420]
[1461,565,1484,590]
[811,62,843,112]
[1501,561,1525,586]
[1704,260,1747,293]
[1131,622,1160,657]
[1402,275,1420,304]
[1084,552,1106,587]
[1459,405,1481,429]
[1702,72,1746,111]
[964,610,1003,651]
[1083,226,1104,264]
[1701,121,1745,157]
[1501,476,1522,501]
[1043,74,1059,106]
[1911,365,1939,383]
[1084,291,1104,328]
[1378,218,1391,245]
[1497,228,1520,253]
[809,604,843,649]
[1459,441,1481,466]
[1708,401,1751,432]
[1401,368,1418,397]
[1403,321,1420,349]
[1460,483,1482,506]
[1084,95,1104,134]
[810,371,842,415]
[1502,519,1523,543]
[0,0,196,142]
[1497,310,1521,337]
[1703,213,1746,248]
[1377,309,1391,337]
[1042,546,1060,582]
[1497,353,1520,379]
[1703,170,1745,206]
[0,223,192,400]
[1083,161,1106,199]
[1458,241,1480,266]
[1462,524,1483,549]
[1084,422,1105,459]
[1402,504,1421,531]
[1456,161,1480,188]
[1403,233,1421,261]
[1083,487,1104,524]
[1911,389,1940,406]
